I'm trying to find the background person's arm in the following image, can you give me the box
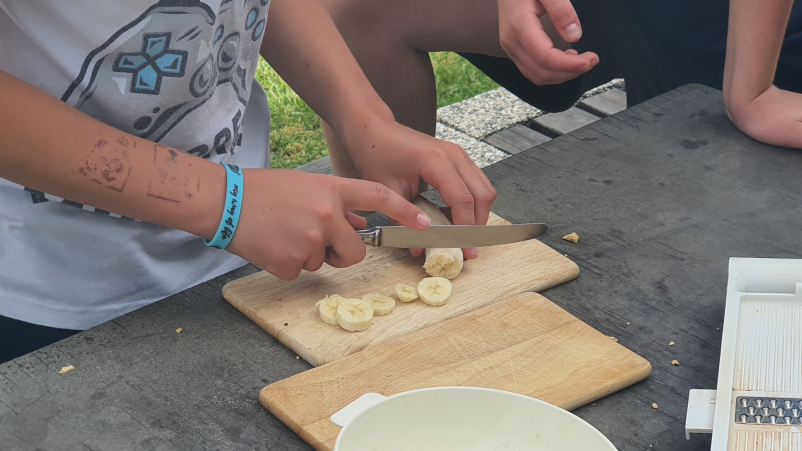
[723,0,802,148]
[262,0,498,259]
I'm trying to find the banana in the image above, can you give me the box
[317,295,344,326]
[394,282,419,303]
[411,196,464,280]
[362,293,396,316]
[423,248,463,279]
[418,277,452,306]
[336,298,374,332]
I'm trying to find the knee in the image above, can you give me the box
[322,0,379,30]
[321,0,394,40]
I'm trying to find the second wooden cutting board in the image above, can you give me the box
[223,212,579,366]
[261,292,652,451]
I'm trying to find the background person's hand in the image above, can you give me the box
[226,169,430,281]
[344,117,497,260]
[726,86,802,149]
[498,0,598,85]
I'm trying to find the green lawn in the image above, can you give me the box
[256,52,498,169]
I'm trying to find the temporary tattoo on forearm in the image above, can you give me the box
[147,144,199,202]
[77,139,132,192]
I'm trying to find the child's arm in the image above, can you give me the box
[723,0,802,148]
[261,0,497,259]
[0,69,226,238]
[0,70,428,280]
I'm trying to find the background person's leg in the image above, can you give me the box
[0,315,79,364]
[318,0,587,177]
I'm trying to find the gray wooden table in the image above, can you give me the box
[3,84,801,450]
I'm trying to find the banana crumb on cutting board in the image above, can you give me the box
[562,232,579,243]
[175,328,183,334]
[652,403,659,409]
[608,336,618,342]
[59,365,74,374]
[671,359,680,366]
[669,341,675,346]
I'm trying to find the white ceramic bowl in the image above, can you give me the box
[333,387,617,451]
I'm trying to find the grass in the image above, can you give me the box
[255,52,498,169]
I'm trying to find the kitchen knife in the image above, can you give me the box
[357,223,548,248]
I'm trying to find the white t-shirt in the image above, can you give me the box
[0,0,272,329]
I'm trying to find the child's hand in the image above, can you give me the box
[225,169,430,280]
[344,118,497,260]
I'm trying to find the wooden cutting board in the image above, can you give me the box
[223,212,579,366]
[261,292,652,451]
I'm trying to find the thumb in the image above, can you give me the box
[539,0,582,43]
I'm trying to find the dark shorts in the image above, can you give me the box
[460,0,802,112]
[0,315,79,364]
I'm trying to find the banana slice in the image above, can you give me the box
[418,277,453,306]
[423,248,463,279]
[394,283,419,303]
[318,295,344,326]
[362,293,396,316]
[337,298,374,332]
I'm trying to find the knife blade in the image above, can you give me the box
[357,223,548,248]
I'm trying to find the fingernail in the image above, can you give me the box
[565,23,581,41]
[466,248,478,259]
[417,212,430,228]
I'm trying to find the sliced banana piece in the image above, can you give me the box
[337,298,374,332]
[318,295,344,326]
[411,197,464,280]
[423,248,463,279]
[418,277,452,307]
[362,293,396,316]
[394,283,419,303]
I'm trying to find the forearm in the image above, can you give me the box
[260,0,393,150]
[723,0,794,112]
[0,70,223,238]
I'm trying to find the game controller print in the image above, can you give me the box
[62,0,270,159]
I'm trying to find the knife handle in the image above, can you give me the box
[358,228,380,247]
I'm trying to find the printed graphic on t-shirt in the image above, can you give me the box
[62,0,268,159]
[21,0,269,214]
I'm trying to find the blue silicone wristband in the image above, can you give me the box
[204,163,244,250]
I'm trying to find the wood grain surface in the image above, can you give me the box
[261,292,653,451]
[222,212,579,366]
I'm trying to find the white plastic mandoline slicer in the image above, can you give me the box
[687,258,802,450]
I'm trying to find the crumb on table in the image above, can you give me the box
[652,403,659,409]
[671,359,680,366]
[175,328,183,334]
[562,232,579,243]
[59,365,75,375]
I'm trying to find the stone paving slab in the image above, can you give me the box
[437,88,542,139]
[483,124,551,155]
[578,88,626,116]
[435,123,509,168]
[531,106,602,135]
